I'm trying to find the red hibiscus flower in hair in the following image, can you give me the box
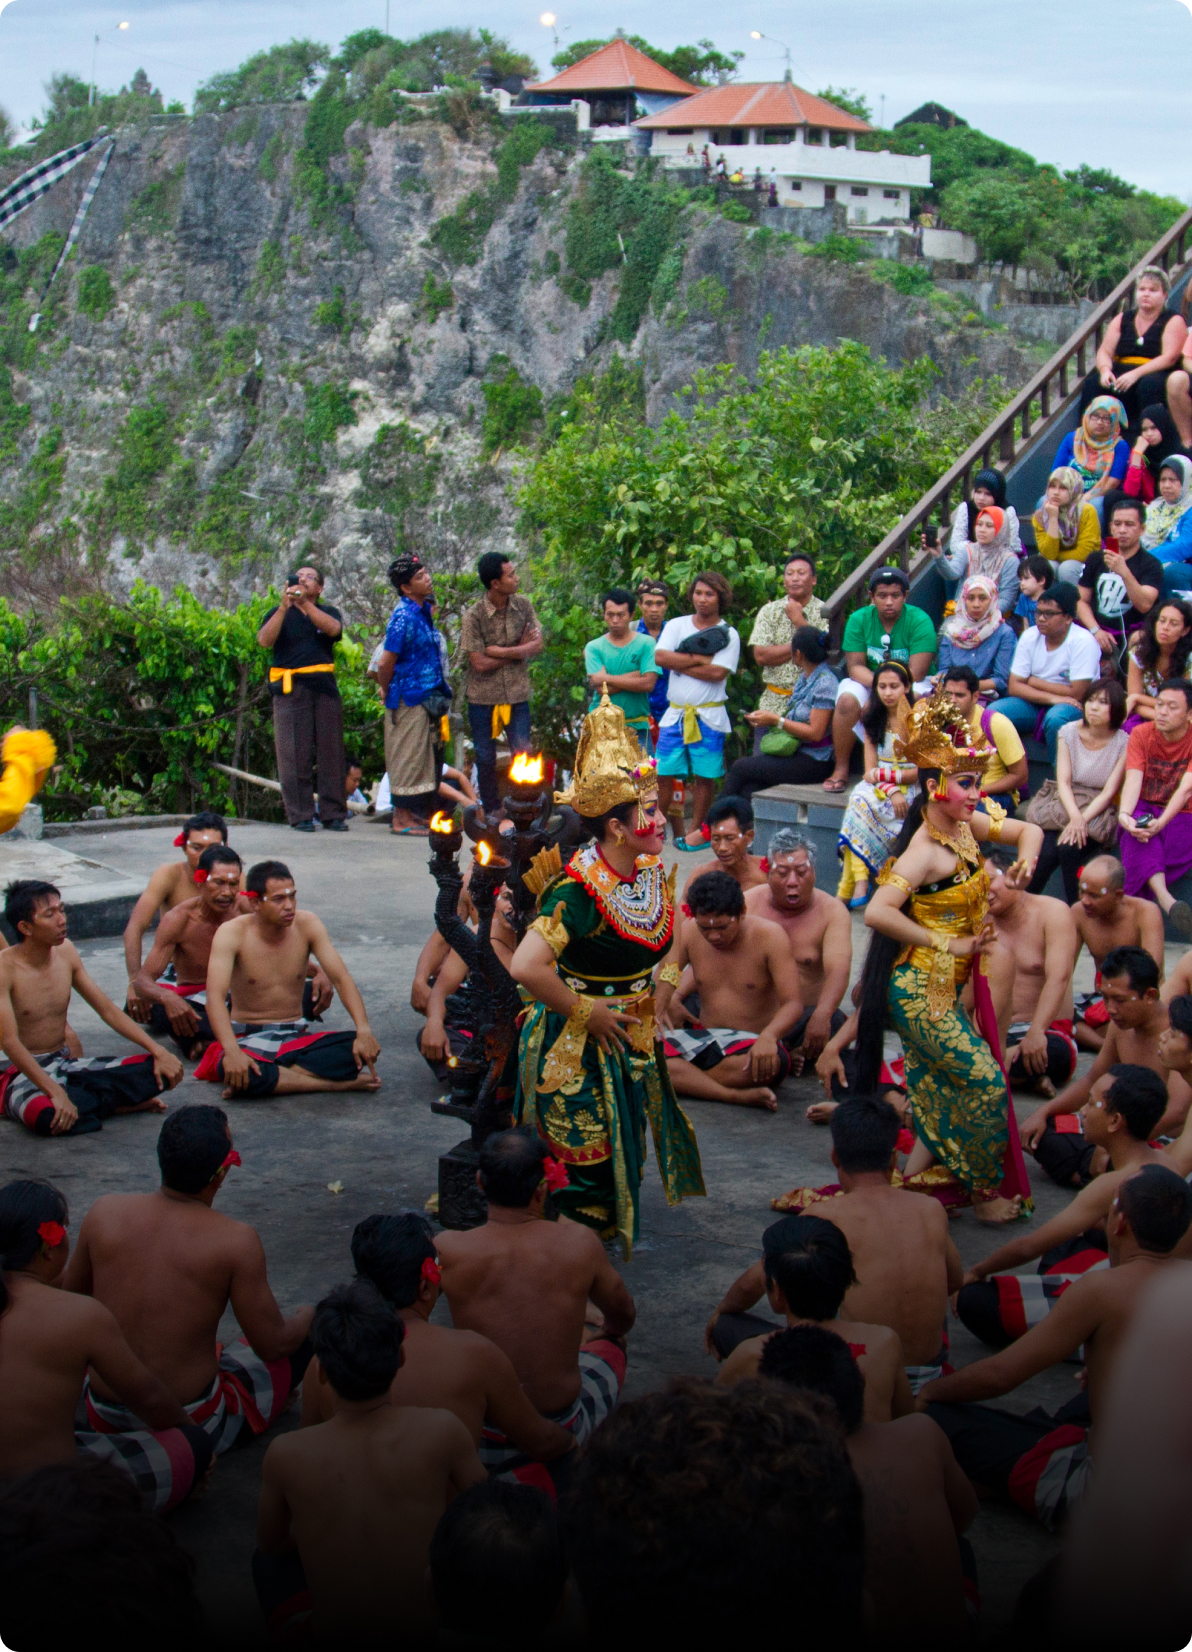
[174,831,187,848]
[38,1221,66,1249]
[421,1255,441,1288]
[542,1155,570,1192]
[759,858,769,874]
[193,870,208,884]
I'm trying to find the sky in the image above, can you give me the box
[1,0,1191,198]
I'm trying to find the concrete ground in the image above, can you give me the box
[3,817,1142,1644]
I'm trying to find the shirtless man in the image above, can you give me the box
[0,879,182,1136]
[743,826,851,1074]
[686,795,768,892]
[761,1324,978,1641]
[0,1177,211,1512]
[708,1212,914,1422]
[257,1280,485,1643]
[1073,854,1165,1050]
[64,1104,313,1457]
[437,1128,635,1468]
[123,810,228,1021]
[985,862,1080,1095]
[130,844,243,1060]
[922,1164,1192,1530]
[657,868,803,1111]
[418,885,517,1081]
[301,1211,576,1471]
[200,859,381,1099]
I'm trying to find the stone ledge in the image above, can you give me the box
[0,838,143,942]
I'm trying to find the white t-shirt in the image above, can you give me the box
[1010,623,1101,689]
[656,615,740,734]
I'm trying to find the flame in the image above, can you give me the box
[430,811,454,832]
[476,840,492,866]
[509,752,545,785]
[447,1056,458,1068]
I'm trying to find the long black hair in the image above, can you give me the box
[1133,597,1192,679]
[859,660,913,749]
[853,789,933,1093]
[0,1180,68,1317]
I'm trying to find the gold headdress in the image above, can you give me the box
[894,688,993,778]
[554,686,658,821]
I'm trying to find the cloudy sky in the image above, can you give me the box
[1,0,1190,197]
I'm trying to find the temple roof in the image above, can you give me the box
[526,40,699,96]
[634,81,871,131]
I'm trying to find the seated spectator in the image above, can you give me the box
[428,1480,569,1647]
[823,566,937,793]
[1033,467,1102,582]
[836,661,917,909]
[1014,552,1055,632]
[686,794,767,891]
[563,1378,865,1641]
[1123,403,1191,506]
[1077,499,1162,671]
[1142,456,1192,597]
[1053,396,1130,523]
[760,1324,978,1642]
[1126,596,1192,730]
[1026,681,1129,905]
[729,625,838,799]
[927,504,1020,617]
[748,552,826,730]
[1081,265,1188,433]
[939,666,1029,807]
[988,581,1100,764]
[583,587,658,745]
[945,465,1022,565]
[935,574,1017,699]
[1117,678,1192,935]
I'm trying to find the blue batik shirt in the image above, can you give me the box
[638,618,669,720]
[383,598,446,709]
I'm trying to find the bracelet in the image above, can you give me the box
[659,961,683,987]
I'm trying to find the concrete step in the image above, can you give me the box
[0,837,142,942]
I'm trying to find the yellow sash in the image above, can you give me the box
[269,663,336,694]
[764,680,791,695]
[1114,356,1151,367]
[491,704,512,739]
[670,700,722,744]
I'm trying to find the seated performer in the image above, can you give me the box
[685,794,768,891]
[429,1480,568,1647]
[130,845,244,1060]
[123,810,229,1020]
[437,1128,635,1471]
[0,880,183,1136]
[707,1213,914,1421]
[923,1164,1192,1531]
[760,1324,978,1642]
[743,827,851,1075]
[767,1097,964,1387]
[198,860,381,1098]
[657,870,804,1111]
[985,858,1080,1096]
[255,1280,485,1645]
[1073,854,1165,1051]
[0,1178,212,1512]
[301,1212,576,1473]
[418,883,517,1083]
[510,687,704,1253]
[64,1105,313,1459]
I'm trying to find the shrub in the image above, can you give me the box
[420,273,455,322]
[76,266,115,321]
[303,382,357,446]
[720,199,752,224]
[482,360,542,455]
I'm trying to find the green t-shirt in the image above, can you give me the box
[842,603,937,673]
[584,632,657,726]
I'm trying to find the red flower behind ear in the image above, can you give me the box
[174,831,187,848]
[681,902,693,918]
[759,857,769,874]
[542,1155,570,1192]
[895,1128,916,1156]
[193,870,208,884]
[421,1255,441,1287]
[37,1221,66,1249]
[243,890,260,900]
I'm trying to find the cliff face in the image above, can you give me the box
[0,107,1044,619]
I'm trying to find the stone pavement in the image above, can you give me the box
[2,817,1137,1643]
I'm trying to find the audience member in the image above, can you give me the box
[583,586,658,743]
[935,574,1017,697]
[744,828,851,1072]
[985,860,1080,1096]
[989,581,1100,763]
[1026,681,1129,904]
[461,553,542,820]
[653,572,740,848]
[1142,455,1192,596]
[940,665,1029,805]
[1116,677,1192,933]
[428,1480,569,1647]
[760,1323,978,1641]
[1014,552,1055,631]
[376,553,449,838]
[1082,264,1188,431]
[1072,857,1165,1056]
[256,565,348,833]
[707,1214,914,1421]
[1053,396,1130,522]
[1123,402,1190,505]
[635,578,670,748]
[0,880,182,1137]
[255,1279,484,1643]
[944,465,1022,565]
[563,1378,865,1642]
[658,870,803,1110]
[836,660,917,907]
[343,756,366,809]
[1077,498,1162,666]
[730,624,838,798]
[1125,595,1192,728]
[123,810,228,1020]
[928,511,1019,618]
[1032,467,1102,581]
[748,552,827,725]
[823,566,936,793]
[689,794,768,890]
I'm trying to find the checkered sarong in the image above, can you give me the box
[1008,1423,1092,1531]
[479,1340,626,1477]
[662,1026,758,1065]
[0,1046,160,1135]
[193,1020,359,1096]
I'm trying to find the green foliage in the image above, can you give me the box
[219,324,258,375]
[720,199,752,224]
[292,74,361,233]
[313,285,356,337]
[303,381,357,446]
[76,265,115,321]
[520,345,1009,760]
[251,239,285,297]
[355,422,440,547]
[871,260,935,296]
[551,35,742,86]
[93,402,177,542]
[561,152,688,342]
[19,72,163,163]
[258,130,288,183]
[430,189,497,266]
[482,359,543,455]
[815,86,873,123]
[543,250,561,277]
[0,368,31,460]
[495,119,555,201]
[194,40,330,113]
[420,273,455,322]
[0,425,65,543]
[687,275,729,316]
[810,232,870,264]
[130,167,186,236]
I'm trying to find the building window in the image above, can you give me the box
[829,131,848,148]
[729,128,746,144]
[762,129,794,145]
[666,128,694,135]
[883,189,900,200]
[823,184,836,201]
[850,186,869,196]
[806,126,823,145]
[788,179,802,190]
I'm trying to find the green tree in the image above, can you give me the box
[550,34,742,84]
[815,86,873,122]
[194,40,330,113]
[940,173,1039,266]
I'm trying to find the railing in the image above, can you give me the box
[824,203,1192,641]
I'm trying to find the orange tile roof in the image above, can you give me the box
[526,39,699,96]
[634,81,871,132]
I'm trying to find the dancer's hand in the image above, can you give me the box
[816,1045,847,1097]
[588,1003,638,1051]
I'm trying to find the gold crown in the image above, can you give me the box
[554,687,658,818]
[893,688,994,777]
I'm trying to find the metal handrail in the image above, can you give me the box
[824,203,1192,639]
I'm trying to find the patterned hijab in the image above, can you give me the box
[1071,396,1126,490]
[943,575,1003,649]
[1034,467,1087,548]
[1144,455,1192,548]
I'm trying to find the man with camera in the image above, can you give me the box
[256,566,349,834]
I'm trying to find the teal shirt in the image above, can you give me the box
[584,632,657,726]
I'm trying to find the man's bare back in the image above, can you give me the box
[716,1315,909,1421]
[686,913,796,1032]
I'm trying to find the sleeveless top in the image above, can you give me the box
[877,856,991,989]
[1116,306,1178,364]
[1058,720,1128,789]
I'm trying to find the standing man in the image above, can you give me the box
[584,588,658,746]
[460,553,543,822]
[653,572,740,850]
[749,553,826,727]
[823,567,936,793]
[636,579,670,753]
[1077,497,1162,667]
[257,566,348,834]
[376,554,449,838]
[987,582,1100,764]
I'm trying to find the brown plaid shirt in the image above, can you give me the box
[460,593,540,705]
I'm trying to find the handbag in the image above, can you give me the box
[760,726,800,756]
[1025,778,1118,844]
